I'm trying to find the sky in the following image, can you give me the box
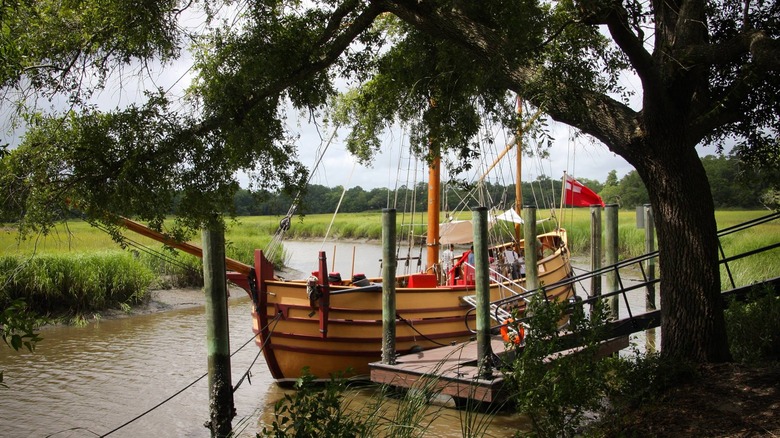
[290,117,637,191]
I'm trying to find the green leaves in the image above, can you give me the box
[504,293,612,437]
[1,299,43,354]
[1,0,183,104]
[260,368,367,438]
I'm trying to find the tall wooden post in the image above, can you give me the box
[605,204,619,320]
[382,208,397,365]
[644,204,656,352]
[473,207,493,378]
[590,205,603,316]
[202,222,234,437]
[523,206,539,291]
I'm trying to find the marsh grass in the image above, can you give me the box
[0,252,154,319]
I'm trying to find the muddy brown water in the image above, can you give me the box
[2,241,534,437]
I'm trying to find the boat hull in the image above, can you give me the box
[248,232,574,382]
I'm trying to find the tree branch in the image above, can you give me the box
[602,5,658,90]
[677,30,780,70]
[374,0,641,157]
[194,2,386,136]
[690,63,762,137]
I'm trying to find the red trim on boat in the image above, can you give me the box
[265,302,469,316]
[255,250,284,379]
[266,329,471,343]
[263,313,475,325]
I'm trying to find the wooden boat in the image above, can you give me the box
[252,233,572,383]
[119,109,575,384]
[123,217,573,384]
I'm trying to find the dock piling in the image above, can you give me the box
[382,208,397,365]
[473,207,493,378]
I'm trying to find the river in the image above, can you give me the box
[1,240,533,437]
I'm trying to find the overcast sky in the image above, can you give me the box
[291,117,637,191]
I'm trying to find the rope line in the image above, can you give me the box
[395,313,450,347]
[98,314,281,437]
[90,221,199,274]
[232,313,281,392]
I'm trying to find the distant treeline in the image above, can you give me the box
[235,155,772,216]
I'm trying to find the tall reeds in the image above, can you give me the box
[0,252,154,316]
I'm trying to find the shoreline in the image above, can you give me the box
[97,266,305,321]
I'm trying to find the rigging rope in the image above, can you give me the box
[321,161,357,248]
[232,313,282,392]
[266,125,339,263]
[90,221,201,276]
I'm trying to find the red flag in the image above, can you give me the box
[564,175,605,207]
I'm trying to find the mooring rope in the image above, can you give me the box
[232,312,281,392]
[395,313,450,347]
[96,313,281,437]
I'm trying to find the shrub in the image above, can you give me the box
[259,369,368,438]
[502,293,612,438]
[725,285,780,362]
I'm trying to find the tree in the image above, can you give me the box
[599,170,621,205]
[242,0,775,363]
[618,171,650,207]
[702,155,766,209]
[0,1,307,236]
[2,1,779,363]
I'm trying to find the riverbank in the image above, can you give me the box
[103,265,307,319]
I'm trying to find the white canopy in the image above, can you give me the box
[439,220,475,244]
[439,214,504,244]
[492,209,524,224]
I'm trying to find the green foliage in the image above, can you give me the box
[259,369,368,438]
[761,188,780,211]
[725,286,780,363]
[503,294,611,437]
[1,0,181,102]
[0,298,44,389]
[1,299,43,353]
[258,367,468,438]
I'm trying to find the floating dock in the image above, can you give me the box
[369,335,630,404]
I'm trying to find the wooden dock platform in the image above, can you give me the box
[370,336,510,403]
[369,335,629,404]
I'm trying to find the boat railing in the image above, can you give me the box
[473,210,780,335]
[460,261,529,298]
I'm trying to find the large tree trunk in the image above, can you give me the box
[636,140,732,362]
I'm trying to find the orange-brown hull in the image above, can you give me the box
[248,232,574,383]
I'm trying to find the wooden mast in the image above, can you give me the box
[426,98,440,274]
[426,153,441,273]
